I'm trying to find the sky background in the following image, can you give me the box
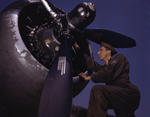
[0,0,149,117]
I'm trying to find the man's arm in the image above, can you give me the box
[90,65,113,83]
[79,65,113,83]
[73,42,102,72]
[79,54,128,83]
[83,54,102,72]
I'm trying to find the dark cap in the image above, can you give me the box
[101,41,117,55]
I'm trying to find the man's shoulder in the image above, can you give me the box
[114,53,127,59]
[110,53,127,65]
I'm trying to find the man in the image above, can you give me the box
[79,42,140,117]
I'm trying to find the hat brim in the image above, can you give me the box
[83,29,136,48]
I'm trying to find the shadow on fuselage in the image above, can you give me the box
[71,105,116,117]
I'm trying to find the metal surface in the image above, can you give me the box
[0,0,92,117]
[84,29,136,48]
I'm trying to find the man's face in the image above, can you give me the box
[97,46,110,60]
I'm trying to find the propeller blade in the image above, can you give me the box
[38,37,72,117]
[83,29,136,48]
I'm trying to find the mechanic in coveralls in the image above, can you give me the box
[78,42,140,117]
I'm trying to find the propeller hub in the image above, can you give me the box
[68,2,96,30]
[83,2,96,12]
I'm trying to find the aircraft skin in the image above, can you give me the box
[0,0,92,117]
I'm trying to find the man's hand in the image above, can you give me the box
[79,72,91,80]
[73,42,80,49]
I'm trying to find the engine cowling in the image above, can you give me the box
[0,0,92,116]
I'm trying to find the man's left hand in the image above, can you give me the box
[79,72,91,80]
